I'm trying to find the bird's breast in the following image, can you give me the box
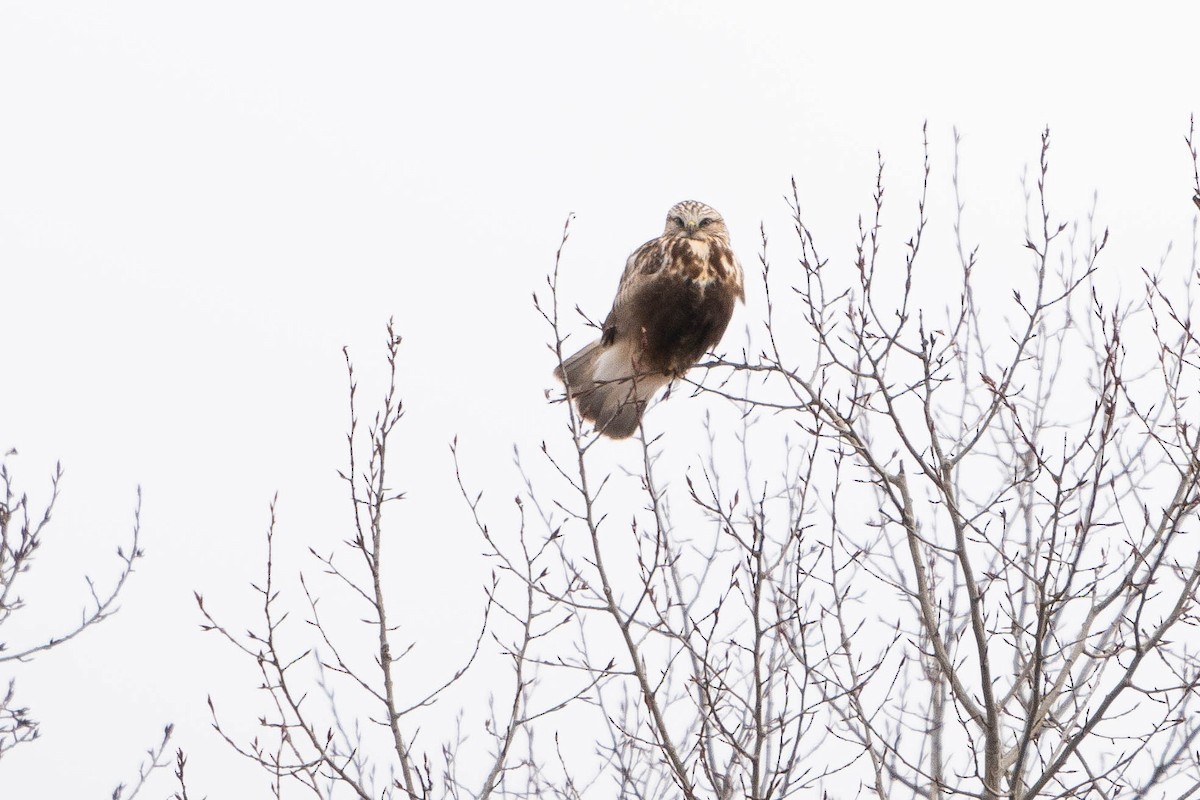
[664,237,742,293]
[620,267,739,375]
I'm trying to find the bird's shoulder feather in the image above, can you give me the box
[617,238,669,302]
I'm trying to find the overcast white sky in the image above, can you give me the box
[1,2,1198,796]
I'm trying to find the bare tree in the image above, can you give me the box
[684,123,1200,798]
[0,451,171,797]
[197,321,596,800]
[203,121,1200,800]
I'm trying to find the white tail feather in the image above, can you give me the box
[555,338,669,438]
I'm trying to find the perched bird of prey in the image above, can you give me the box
[555,200,744,438]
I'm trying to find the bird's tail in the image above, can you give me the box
[554,339,669,439]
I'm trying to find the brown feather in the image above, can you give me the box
[555,201,743,438]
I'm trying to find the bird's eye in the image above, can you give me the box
[699,218,712,227]
[672,216,684,227]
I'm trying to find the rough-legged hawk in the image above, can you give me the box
[555,200,744,438]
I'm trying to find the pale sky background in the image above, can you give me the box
[1,2,1198,796]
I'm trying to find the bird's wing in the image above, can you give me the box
[595,237,672,345]
[617,237,669,305]
[600,241,667,347]
[600,237,670,343]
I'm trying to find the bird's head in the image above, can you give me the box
[663,200,728,241]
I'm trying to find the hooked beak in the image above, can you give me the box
[684,219,698,234]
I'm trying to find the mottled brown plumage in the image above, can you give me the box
[555,200,744,438]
